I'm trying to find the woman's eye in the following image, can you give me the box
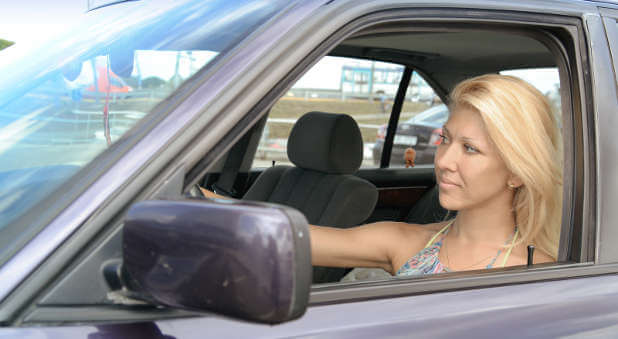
[464,144,478,153]
[440,134,449,144]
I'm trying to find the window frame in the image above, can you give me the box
[264,10,593,304]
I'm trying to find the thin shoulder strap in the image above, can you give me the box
[424,219,455,248]
[499,228,519,267]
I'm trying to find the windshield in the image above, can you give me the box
[0,0,290,259]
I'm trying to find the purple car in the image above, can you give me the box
[0,0,617,337]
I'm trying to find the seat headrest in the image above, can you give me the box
[287,112,363,174]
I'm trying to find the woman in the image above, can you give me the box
[311,74,562,276]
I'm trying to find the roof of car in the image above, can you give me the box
[331,25,556,94]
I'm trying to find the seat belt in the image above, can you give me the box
[212,131,253,198]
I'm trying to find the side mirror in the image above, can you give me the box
[122,198,312,324]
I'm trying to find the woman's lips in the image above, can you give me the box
[438,178,459,189]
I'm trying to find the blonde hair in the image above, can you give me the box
[449,74,562,260]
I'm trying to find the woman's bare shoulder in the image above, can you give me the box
[364,220,444,233]
[364,220,448,247]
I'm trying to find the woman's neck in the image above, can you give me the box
[451,193,516,244]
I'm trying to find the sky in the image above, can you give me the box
[0,1,87,48]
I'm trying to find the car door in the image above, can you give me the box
[1,1,616,338]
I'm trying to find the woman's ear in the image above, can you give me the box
[507,174,523,189]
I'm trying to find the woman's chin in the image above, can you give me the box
[438,194,461,211]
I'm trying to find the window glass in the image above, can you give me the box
[253,57,442,169]
[0,0,290,262]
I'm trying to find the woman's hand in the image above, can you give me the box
[199,187,228,199]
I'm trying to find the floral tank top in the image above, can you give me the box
[396,220,518,276]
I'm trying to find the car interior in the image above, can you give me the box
[195,23,567,284]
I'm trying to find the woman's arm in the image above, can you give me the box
[200,185,414,274]
[310,222,410,274]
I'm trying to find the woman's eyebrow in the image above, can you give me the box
[443,125,480,144]
[461,136,478,143]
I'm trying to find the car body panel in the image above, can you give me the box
[2,273,618,338]
[586,11,618,264]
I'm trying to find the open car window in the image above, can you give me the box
[290,28,569,285]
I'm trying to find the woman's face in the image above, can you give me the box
[434,107,513,211]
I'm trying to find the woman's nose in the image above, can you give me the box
[435,143,458,172]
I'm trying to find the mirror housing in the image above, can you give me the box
[122,198,312,324]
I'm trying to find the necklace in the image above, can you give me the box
[443,225,518,271]
[443,237,496,270]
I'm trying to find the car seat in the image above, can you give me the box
[404,185,453,224]
[243,111,378,283]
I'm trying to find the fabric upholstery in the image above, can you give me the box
[243,112,378,283]
[405,185,454,224]
[287,112,363,174]
[244,166,377,227]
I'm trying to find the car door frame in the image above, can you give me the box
[290,7,595,303]
[594,6,618,264]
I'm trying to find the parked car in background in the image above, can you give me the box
[373,104,448,166]
[0,0,617,337]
